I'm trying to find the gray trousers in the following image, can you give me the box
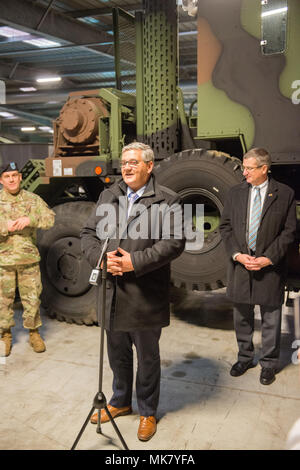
[233,303,282,368]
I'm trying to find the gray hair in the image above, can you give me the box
[243,147,272,169]
[121,142,154,163]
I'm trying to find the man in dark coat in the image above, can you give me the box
[220,148,296,385]
[80,142,185,441]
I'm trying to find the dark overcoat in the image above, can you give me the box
[219,177,296,306]
[80,175,185,331]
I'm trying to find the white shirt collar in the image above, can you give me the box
[126,184,146,198]
[251,178,268,191]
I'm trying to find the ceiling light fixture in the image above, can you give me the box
[36,76,62,83]
[20,87,37,92]
[38,126,54,133]
[0,111,16,119]
[0,26,27,38]
[0,27,61,50]
[21,126,36,132]
[24,38,61,48]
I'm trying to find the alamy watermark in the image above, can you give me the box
[0,340,7,376]
[291,80,300,104]
[95,198,205,251]
[291,340,300,365]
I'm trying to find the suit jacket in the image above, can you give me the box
[80,175,185,331]
[219,177,296,306]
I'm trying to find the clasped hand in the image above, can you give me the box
[236,254,272,271]
[7,216,30,232]
[106,247,134,276]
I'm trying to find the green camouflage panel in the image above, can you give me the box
[0,188,55,266]
[197,0,300,156]
[0,263,42,331]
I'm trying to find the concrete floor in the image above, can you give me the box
[1,288,300,451]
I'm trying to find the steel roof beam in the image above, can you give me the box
[65,4,143,18]
[0,0,114,56]
[0,62,61,83]
[0,41,114,59]
[0,104,52,126]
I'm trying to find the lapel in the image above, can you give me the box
[237,181,251,249]
[260,177,278,222]
[237,181,250,226]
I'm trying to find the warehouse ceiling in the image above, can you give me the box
[0,0,197,143]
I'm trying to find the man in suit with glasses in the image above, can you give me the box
[220,147,296,385]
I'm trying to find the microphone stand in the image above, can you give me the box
[71,243,129,450]
[294,295,300,341]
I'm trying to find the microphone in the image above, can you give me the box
[89,224,116,286]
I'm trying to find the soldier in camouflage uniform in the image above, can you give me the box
[0,162,55,356]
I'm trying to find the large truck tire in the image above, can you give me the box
[154,149,243,290]
[37,201,97,325]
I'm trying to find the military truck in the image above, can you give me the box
[20,0,300,324]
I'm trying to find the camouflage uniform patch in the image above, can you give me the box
[0,263,42,330]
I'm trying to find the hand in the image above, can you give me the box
[7,219,18,232]
[106,250,123,276]
[236,253,271,271]
[236,253,256,268]
[106,248,134,276]
[9,216,30,231]
[245,256,272,271]
[117,247,134,273]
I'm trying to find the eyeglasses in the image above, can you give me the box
[121,159,152,168]
[120,159,140,168]
[242,165,263,172]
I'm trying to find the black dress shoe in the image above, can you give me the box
[260,367,276,385]
[230,361,256,377]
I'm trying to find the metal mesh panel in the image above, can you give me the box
[118,13,136,94]
[143,0,178,158]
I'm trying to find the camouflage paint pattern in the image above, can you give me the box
[241,0,300,100]
[197,14,255,148]
[0,263,42,331]
[0,188,55,266]
[197,0,300,159]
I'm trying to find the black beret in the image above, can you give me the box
[0,162,19,176]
